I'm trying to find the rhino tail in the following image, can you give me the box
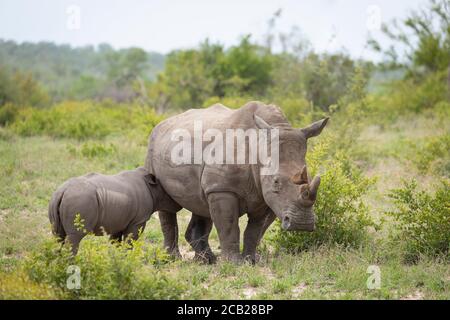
[48,188,66,241]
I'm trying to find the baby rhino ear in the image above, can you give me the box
[144,173,158,185]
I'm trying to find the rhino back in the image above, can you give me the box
[72,172,151,234]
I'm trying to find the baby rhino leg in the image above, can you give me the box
[110,232,123,243]
[123,222,146,244]
[60,184,99,255]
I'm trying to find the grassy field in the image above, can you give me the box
[0,107,448,300]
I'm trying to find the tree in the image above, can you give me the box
[148,37,274,110]
[222,36,273,96]
[368,0,450,78]
[0,66,49,107]
[105,47,148,87]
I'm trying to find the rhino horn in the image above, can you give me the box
[309,175,321,198]
[300,117,329,139]
[291,165,309,185]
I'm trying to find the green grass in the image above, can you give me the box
[0,111,449,299]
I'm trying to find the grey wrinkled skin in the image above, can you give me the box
[48,167,180,254]
[146,101,328,263]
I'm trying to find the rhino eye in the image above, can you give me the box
[302,189,310,199]
[273,178,281,192]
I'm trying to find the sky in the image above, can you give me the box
[0,0,428,61]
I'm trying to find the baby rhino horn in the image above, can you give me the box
[291,165,309,185]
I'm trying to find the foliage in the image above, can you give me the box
[371,70,448,119]
[105,47,148,87]
[23,236,183,299]
[8,101,164,141]
[269,141,378,252]
[10,102,112,139]
[0,271,61,299]
[368,0,450,77]
[68,141,118,159]
[150,37,274,110]
[411,134,450,177]
[387,179,450,263]
[0,66,49,109]
[0,103,20,126]
[0,40,165,101]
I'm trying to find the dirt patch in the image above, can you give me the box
[179,246,195,260]
[242,287,258,299]
[260,267,276,280]
[292,283,308,298]
[400,290,424,300]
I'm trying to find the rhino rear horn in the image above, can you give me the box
[291,165,309,185]
[300,117,329,139]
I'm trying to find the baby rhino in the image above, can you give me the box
[48,167,180,254]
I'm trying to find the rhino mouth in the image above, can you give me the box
[281,208,316,231]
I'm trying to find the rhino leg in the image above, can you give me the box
[257,209,277,244]
[65,233,84,255]
[110,232,123,243]
[243,209,276,264]
[207,192,242,263]
[158,210,181,258]
[123,222,146,244]
[185,214,216,264]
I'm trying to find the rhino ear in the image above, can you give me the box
[144,174,158,185]
[301,117,329,139]
[254,115,272,129]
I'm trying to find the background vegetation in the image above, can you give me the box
[0,0,448,299]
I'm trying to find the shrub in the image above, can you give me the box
[269,139,378,252]
[9,101,164,141]
[23,236,184,299]
[0,271,61,299]
[387,179,450,263]
[371,70,448,120]
[276,97,325,128]
[77,142,117,158]
[0,103,21,126]
[11,102,111,139]
[411,135,450,177]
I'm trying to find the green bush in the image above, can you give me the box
[67,142,114,158]
[411,135,450,177]
[23,236,184,299]
[0,103,21,126]
[9,101,164,141]
[11,102,111,139]
[387,179,450,263]
[0,271,61,299]
[68,141,118,158]
[371,70,448,120]
[269,139,378,252]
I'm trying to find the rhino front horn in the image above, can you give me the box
[309,175,321,197]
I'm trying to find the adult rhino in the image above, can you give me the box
[145,101,328,263]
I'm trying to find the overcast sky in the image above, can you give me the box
[0,0,427,60]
